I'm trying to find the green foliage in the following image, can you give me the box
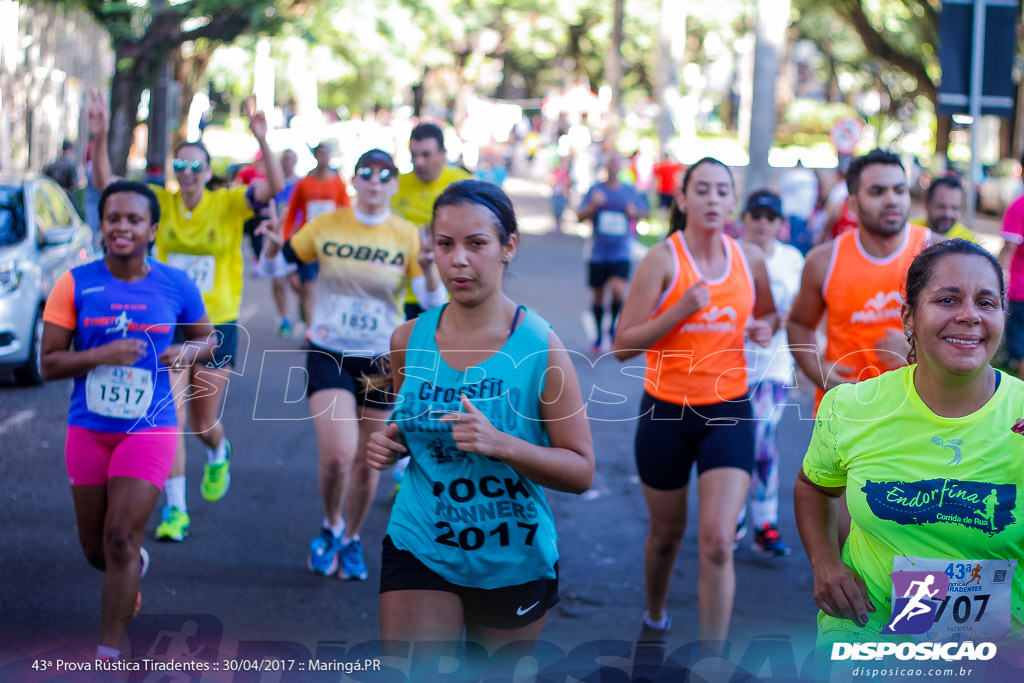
[777,99,859,144]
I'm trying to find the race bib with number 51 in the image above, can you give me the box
[167,253,216,294]
[85,365,155,419]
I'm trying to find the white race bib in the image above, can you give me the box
[892,555,1017,642]
[167,253,215,294]
[597,211,628,236]
[306,200,337,221]
[85,365,154,419]
[325,295,387,344]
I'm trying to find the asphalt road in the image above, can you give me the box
[1,179,1019,683]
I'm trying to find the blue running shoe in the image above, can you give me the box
[338,539,368,581]
[307,529,341,576]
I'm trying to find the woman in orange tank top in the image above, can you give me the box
[612,158,777,647]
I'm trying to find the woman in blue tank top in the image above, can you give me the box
[367,180,594,671]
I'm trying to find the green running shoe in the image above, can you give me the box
[155,506,190,542]
[201,440,232,501]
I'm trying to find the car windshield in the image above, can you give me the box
[0,187,25,246]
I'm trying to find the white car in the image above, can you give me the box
[0,173,99,384]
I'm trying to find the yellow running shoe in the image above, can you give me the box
[155,505,190,542]
[201,440,232,501]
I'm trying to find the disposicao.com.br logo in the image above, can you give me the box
[830,570,998,663]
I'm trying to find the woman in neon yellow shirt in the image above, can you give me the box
[88,90,284,541]
[796,239,1024,655]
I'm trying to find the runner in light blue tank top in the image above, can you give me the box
[367,180,594,672]
[387,303,558,588]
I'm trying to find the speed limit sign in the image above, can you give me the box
[831,118,864,156]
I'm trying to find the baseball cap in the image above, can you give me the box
[355,149,398,173]
[744,189,782,217]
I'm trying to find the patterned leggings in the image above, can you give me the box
[748,379,789,528]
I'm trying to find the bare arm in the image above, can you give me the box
[611,242,708,361]
[157,316,217,368]
[41,323,146,381]
[247,98,285,204]
[794,471,875,625]
[367,321,414,470]
[787,243,834,392]
[576,189,604,222]
[743,242,778,345]
[87,89,114,192]
[441,331,595,494]
[999,241,1018,281]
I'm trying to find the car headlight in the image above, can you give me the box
[0,261,23,294]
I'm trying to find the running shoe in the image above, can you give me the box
[307,529,341,576]
[639,612,672,644]
[589,339,603,355]
[201,441,231,501]
[278,318,293,339]
[155,506,190,541]
[752,523,792,557]
[338,539,368,581]
[139,547,150,578]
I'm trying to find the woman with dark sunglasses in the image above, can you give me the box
[258,149,445,581]
[88,90,284,543]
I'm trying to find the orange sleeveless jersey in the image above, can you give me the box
[818,223,929,404]
[644,232,755,406]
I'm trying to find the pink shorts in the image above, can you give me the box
[65,425,178,489]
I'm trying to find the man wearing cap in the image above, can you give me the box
[392,122,472,319]
[258,148,445,581]
[739,190,805,557]
[280,143,352,336]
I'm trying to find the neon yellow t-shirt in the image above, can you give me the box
[288,208,422,355]
[391,165,470,306]
[910,217,978,243]
[803,366,1024,645]
[391,166,473,228]
[152,185,252,324]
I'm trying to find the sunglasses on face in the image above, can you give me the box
[356,166,394,183]
[172,159,204,173]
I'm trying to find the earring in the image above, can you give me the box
[905,330,913,343]
[502,259,510,265]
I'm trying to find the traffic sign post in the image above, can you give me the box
[938,0,1018,229]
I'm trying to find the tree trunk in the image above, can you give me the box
[606,0,625,131]
[172,46,215,151]
[656,0,685,154]
[747,0,791,194]
[935,114,952,164]
[108,51,148,177]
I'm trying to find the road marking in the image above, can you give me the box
[0,409,35,435]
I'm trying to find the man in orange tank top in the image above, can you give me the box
[788,150,932,409]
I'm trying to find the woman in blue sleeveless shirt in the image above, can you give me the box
[368,180,594,666]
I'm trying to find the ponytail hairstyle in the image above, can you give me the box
[667,157,734,236]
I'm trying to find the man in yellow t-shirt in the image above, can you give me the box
[391,122,470,319]
[911,174,979,243]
